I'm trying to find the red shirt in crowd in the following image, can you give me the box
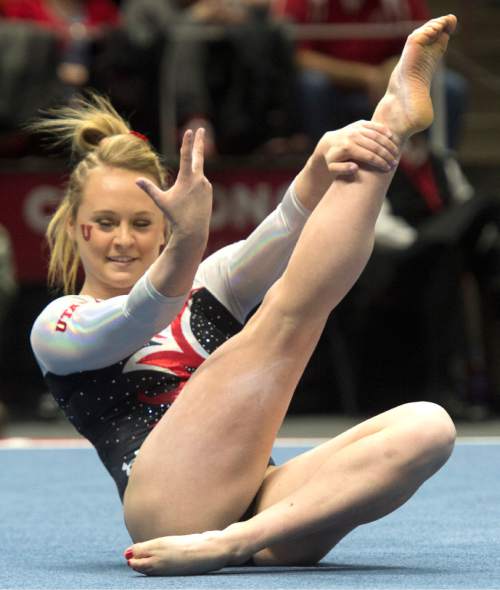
[275,0,431,64]
[1,0,120,37]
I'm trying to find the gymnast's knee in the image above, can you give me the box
[400,402,456,472]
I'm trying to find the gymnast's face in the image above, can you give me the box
[68,165,167,299]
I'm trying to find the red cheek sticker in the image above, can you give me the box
[80,224,92,241]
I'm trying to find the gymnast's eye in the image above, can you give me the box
[133,219,152,229]
[96,219,114,229]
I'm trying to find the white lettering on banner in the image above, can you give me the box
[23,186,62,234]
[211,182,289,231]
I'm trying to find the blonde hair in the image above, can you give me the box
[31,93,169,295]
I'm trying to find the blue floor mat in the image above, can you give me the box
[1,442,499,589]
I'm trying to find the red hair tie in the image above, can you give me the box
[129,130,148,142]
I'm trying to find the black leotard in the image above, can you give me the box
[31,182,308,499]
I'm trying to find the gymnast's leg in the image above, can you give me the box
[124,15,457,575]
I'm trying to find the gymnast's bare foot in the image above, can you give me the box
[124,526,251,576]
[373,14,457,140]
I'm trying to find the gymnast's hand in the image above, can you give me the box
[316,120,400,177]
[136,128,213,245]
[295,120,400,210]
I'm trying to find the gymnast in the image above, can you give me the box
[30,14,457,576]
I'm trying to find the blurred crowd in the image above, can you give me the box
[0,0,468,156]
[1,0,500,431]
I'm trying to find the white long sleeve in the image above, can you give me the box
[31,271,187,376]
[196,181,310,323]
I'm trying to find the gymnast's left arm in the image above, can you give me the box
[195,181,310,323]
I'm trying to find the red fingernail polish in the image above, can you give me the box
[124,549,134,559]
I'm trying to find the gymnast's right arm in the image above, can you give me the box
[30,272,187,376]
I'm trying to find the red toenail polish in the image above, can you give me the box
[127,560,132,567]
[124,549,134,559]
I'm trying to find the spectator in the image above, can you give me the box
[1,0,120,91]
[0,18,59,153]
[275,0,468,151]
[0,0,120,156]
[119,0,298,154]
[338,133,500,418]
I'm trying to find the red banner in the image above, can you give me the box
[0,167,298,284]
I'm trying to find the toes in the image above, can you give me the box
[123,541,153,560]
[434,14,457,35]
[444,14,457,34]
[425,20,444,36]
[419,15,456,40]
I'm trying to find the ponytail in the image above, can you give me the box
[30,92,169,294]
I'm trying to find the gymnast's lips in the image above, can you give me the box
[106,256,139,265]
